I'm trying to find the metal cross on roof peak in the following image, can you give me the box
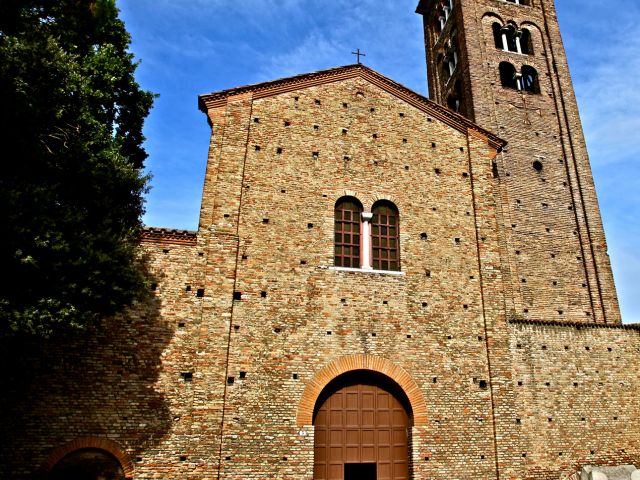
[351,48,366,65]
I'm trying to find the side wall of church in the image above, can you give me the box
[510,321,640,480]
[0,235,229,479]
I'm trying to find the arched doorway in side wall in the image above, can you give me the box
[313,370,413,480]
[49,448,125,480]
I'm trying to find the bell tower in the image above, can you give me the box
[417,0,621,324]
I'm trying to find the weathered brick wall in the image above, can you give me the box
[201,74,507,479]
[418,0,621,325]
[1,0,636,474]
[0,234,228,479]
[509,321,640,480]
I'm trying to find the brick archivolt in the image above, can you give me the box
[38,436,134,479]
[296,354,428,427]
[330,190,402,213]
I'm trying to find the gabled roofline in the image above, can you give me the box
[198,64,506,151]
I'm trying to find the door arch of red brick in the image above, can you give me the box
[38,436,134,479]
[296,354,428,427]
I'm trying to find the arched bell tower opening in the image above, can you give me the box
[313,370,413,480]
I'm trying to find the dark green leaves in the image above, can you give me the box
[0,0,154,336]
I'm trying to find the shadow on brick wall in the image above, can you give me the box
[0,254,173,479]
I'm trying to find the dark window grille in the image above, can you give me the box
[334,197,362,268]
[371,201,400,271]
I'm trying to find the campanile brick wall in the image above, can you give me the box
[417,0,621,325]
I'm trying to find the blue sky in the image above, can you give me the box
[117,0,639,323]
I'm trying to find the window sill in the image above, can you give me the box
[328,266,405,276]
[499,49,530,57]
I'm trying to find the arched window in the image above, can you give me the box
[521,65,539,93]
[518,28,532,55]
[49,448,125,480]
[434,0,454,34]
[334,197,362,268]
[444,49,458,81]
[493,23,532,55]
[492,23,503,49]
[499,62,518,90]
[437,53,450,83]
[371,201,400,272]
[447,80,464,115]
[502,24,518,52]
[447,94,460,112]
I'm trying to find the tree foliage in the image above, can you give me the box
[0,0,154,336]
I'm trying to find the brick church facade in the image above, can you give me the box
[2,0,639,479]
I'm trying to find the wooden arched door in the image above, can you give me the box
[313,371,411,480]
